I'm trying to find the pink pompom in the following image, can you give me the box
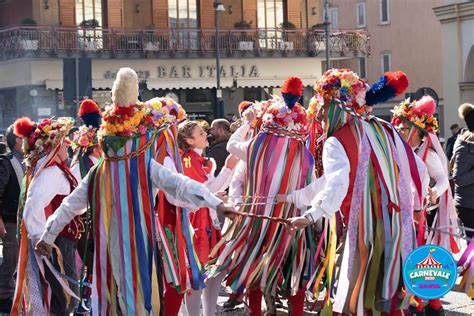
[413,96,436,116]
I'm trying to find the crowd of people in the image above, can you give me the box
[0,67,472,316]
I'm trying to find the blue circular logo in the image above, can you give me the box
[403,245,457,300]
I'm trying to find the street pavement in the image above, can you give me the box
[1,242,473,315]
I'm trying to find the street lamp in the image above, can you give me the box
[214,1,225,118]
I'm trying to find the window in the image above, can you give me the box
[257,0,286,48]
[379,0,389,24]
[169,0,199,48]
[358,57,367,79]
[381,53,391,73]
[357,2,366,28]
[76,0,103,27]
[328,7,338,30]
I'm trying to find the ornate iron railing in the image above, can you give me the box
[0,26,369,60]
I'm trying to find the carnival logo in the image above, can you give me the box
[403,245,457,300]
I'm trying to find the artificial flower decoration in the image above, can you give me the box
[391,95,439,133]
[261,76,309,138]
[71,99,102,152]
[306,94,324,119]
[314,68,369,114]
[14,116,74,166]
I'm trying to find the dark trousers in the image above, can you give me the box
[457,206,474,239]
[0,221,18,301]
[43,236,79,315]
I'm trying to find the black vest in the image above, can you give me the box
[0,154,21,223]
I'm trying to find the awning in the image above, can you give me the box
[93,79,114,89]
[45,79,63,90]
[146,78,234,90]
[237,77,317,88]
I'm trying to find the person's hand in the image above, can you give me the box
[427,187,437,205]
[216,203,238,218]
[35,240,53,257]
[413,211,420,225]
[216,191,229,204]
[224,155,239,170]
[0,217,6,238]
[287,216,311,233]
[275,194,288,203]
[243,109,255,124]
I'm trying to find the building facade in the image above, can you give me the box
[0,0,368,130]
[318,0,447,136]
[434,0,474,137]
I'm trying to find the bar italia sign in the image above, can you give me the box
[103,65,259,80]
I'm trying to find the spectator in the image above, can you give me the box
[451,103,474,238]
[0,126,24,313]
[446,123,461,160]
[0,143,6,154]
[207,119,231,175]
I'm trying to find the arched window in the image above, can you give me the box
[169,0,199,49]
[257,0,287,48]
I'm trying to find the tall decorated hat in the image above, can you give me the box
[13,116,74,167]
[71,99,102,153]
[143,96,187,126]
[315,68,409,114]
[261,76,309,138]
[391,95,439,134]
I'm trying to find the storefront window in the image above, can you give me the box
[169,0,199,49]
[257,0,286,48]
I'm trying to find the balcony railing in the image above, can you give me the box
[0,26,369,60]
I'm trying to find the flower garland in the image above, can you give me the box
[23,117,74,167]
[261,96,309,136]
[391,98,439,133]
[70,125,98,152]
[315,68,368,114]
[100,97,186,138]
[306,94,324,119]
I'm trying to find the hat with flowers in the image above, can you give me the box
[71,99,102,152]
[13,116,74,167]
[100,68,187,139]
[391,95,439,134]
[315,68,408,114]
[261,76,309,138]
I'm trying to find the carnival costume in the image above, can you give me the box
[11,116,81,315]
[291,69,428,315]
[392,96,461,314]
[36,67,226,315]
[210,77,315,316]
[69,98,102,313]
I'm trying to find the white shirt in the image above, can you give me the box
[41,158,223,245]
[23,156,72,240]
[229,160,246,206]
[425,149,449,199]
[70,155,100,182]
[227,123,252,161]
[303,133,429,222]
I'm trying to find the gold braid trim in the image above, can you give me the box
[103,134,156,161]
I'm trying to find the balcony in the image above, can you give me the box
[0,26,369,61]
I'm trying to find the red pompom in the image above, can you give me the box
[13,117,36,137]
[385,71,409,95]
[238,101,253,114]
[78,99,101,117]
[413,95,436,116]
[281,76,304,96]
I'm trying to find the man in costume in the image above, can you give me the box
[69,98,103,314]
[34,67,235,315]
[288,69,428,315]
[209,77,315,316]
[391,96,461,315]
[11,116,82,315]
